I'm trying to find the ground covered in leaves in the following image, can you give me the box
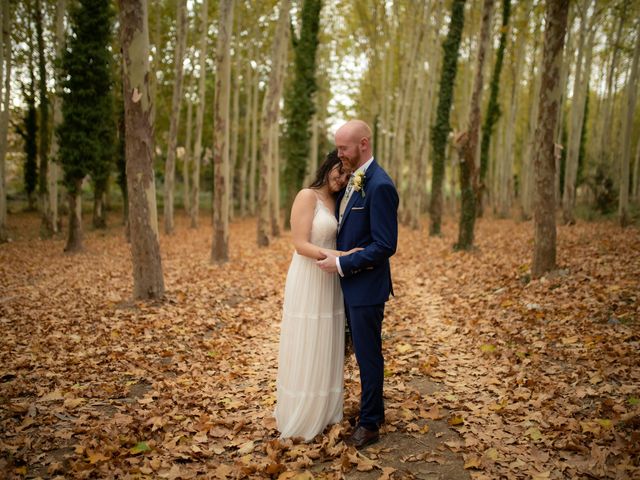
[0,212,638,479]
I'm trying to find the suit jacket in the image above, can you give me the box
[336,160,399,306]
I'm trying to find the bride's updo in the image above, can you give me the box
[309,150,343,190]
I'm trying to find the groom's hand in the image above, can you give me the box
[317,250,338,273]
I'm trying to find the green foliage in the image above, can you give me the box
[283,0,322,200]
[577,84,589,187]
[480,0,511,186]
[430,0,466,235]
[57,0,115,195]
[18,90,38,203]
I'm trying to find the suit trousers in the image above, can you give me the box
[345,302,385,430]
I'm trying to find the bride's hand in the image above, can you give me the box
[342,247,364,256]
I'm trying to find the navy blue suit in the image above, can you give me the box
[336,160,398,430]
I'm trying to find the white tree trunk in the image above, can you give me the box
[211,0,234,262]
[190,0,208,229]
[163,0,188,234]
[257,0,290,246]
[183,75,194,215]
[562,3,594,225]
[618,20,640,226]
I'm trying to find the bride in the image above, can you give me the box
[275,150,358,441]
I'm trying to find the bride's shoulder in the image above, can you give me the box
[295,188,318,203]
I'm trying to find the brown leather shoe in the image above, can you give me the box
[345,426,379,449]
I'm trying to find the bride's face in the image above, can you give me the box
[327,164,350,193]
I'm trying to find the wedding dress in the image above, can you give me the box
[275,196,345,441]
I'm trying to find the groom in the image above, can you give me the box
[318,119,398,448]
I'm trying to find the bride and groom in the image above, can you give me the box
[274,119,399,448]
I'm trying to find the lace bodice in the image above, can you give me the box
[310,198,337,250]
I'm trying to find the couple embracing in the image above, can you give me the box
[275,119,399,449]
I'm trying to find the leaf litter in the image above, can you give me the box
[0,212,638,479]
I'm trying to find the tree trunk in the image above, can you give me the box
[455,0,494,250]
[64,180,83,252]
[258,0,290,246]
[190,0,208,229]
[34,0,53,238]
[249,71,259,216]
[562,3,594,225]
[478,0,511,217]
[498,6,526,218]
[183,75,194,215]
[532,0,569,279]
[45,0,66,235]
[163,0,188,234]
[429,0,466,236]
[119,0,165,299]
[238,53,252,217]
[0,0,12,242]
[211,0,234,263]
[520,16,543,220]
[230,66,240,220]
[618,19,640,227]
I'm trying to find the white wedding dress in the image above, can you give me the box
[275,196,345,441]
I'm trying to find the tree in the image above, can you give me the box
[211,0,234,263]
[17,85,38,211]
[190,0,208,229]
[58,0,113,251]
[532,0,570,278]
[34,0,53,237]
[478,0,511,216]
[46,0,67,234]
[163,0,188,235]
[119,0,165,299]
[562,0,596,225]
[282,0,322,229]
[429,0,466,236]
[0,0,12,242]
[258,0,290,247]
[618,20,640,226]
[455,0,494,250]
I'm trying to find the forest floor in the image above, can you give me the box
[0,211,638,480]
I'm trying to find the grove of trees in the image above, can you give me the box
[1,0,639,297]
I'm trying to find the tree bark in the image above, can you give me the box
[429,0,466,236]
[520,16,543,220]
[249,68,259,216]
[46,0,66,235]
[163,0,187,234]
[34,0,53,238]
[230,65,240,220]
[211,0,234,263]
[119,0,165,299]
[455,0,494,250]
[238,53,252,217]
[183,74,194,215]
[531,0,569,279]
[257,0,290,246]
[64,179,83,252]
[562,2,594,225]
[618,20,640,226]
[498,5,527,218]
[190,0,208,229]
[0,0,12,242]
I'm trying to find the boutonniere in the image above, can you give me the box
[352,170,366,198]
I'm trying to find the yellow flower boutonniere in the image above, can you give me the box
[352,170,366,198]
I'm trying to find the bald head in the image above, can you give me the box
[334,119,373,170]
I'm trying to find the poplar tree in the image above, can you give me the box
[429,0,466,236]
[282,0,322,227]
[57,0,114,251]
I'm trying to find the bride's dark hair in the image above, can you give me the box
[309,149,343,190]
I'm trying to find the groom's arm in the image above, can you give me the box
[338,182,398,278]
